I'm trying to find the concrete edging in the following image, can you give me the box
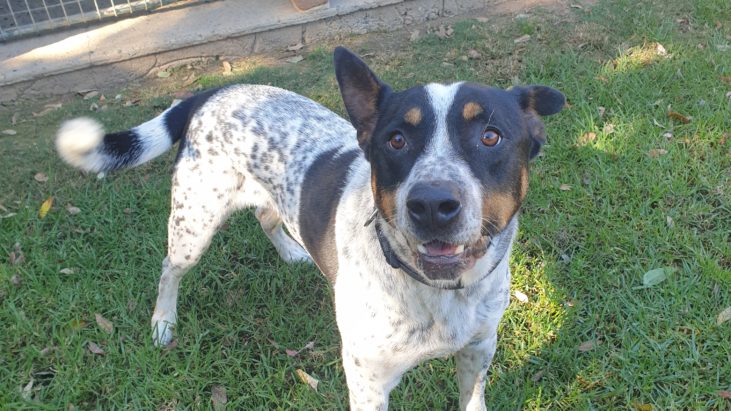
[1,0,493,102]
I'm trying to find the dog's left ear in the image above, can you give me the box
[510,85,565,159]
[334,47,391,156]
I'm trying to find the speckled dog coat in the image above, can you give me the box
[56,47,565,410]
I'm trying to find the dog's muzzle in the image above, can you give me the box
[406,180,463,234]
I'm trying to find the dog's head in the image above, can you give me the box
[334,47,564,289]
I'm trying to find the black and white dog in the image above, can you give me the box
[56,47,564,410]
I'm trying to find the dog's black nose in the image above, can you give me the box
[406,181,462,229]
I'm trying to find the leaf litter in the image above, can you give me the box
[295,369,319,391]
[95,313,114,334]
[286,341,315,357]
[211,385,227,409]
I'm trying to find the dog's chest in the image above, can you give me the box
[337,270,509,363]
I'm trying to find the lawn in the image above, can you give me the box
[1,0,729,409]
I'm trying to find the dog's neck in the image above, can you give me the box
[369,214,517,290]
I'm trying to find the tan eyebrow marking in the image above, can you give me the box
[463,101,484,120]
[404,107,422,126]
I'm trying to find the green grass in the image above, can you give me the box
[1,0,730,409]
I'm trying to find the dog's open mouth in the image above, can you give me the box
[417,240,465,262]
[411,236,490,282]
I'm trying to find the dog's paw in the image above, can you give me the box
[151,320,175,347]
[283,247,313,264]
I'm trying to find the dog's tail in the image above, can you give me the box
[56,89,219,173]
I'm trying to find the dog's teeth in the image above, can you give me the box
[455,245,465,254]
[417,244,428,254]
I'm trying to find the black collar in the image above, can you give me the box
[371,218,512,291]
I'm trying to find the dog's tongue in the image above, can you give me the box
[424,240,459,257]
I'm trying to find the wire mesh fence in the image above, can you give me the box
[0,0,211,41]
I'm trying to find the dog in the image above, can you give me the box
[55,47,564,410]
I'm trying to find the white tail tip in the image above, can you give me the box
[55,117,105,172]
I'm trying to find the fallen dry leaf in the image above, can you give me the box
[718,390,731,399]
[597,106,606,118]
[295,369,319,391]
[9,242,24,265]
[82,91,99,100]
[59,268,74,275]
[87,341,105,355]
[182,74,199,87]
[578,339,600,352]
[648,148,668,158]
[513,34,531,44]
[603,123,615,134]
[643,267,676,287]
[667,111,691,124]
[66,205,81,215]
[666,215,674,229]
[286,55,304,64]
[124,99,141,107]
[32,106,60,117]
[513,290,529,303]
[531,370,545,382]
[286,341,315,357]
[21,377,33,400]
[467,49,481,59]
[222,61,232,76]
[211,385,227,409]
[435,24,454,39]
[40,346,57,356]
[559,184,572,191]
[578,131,597,145]
[632,402,653,411]
[1,129,17,136]
[34,172,48,182]
[69,319,87,330]
[10,273,22,286]
[39,196,54,218]
[717,307,731,325]
[95,313,114,334]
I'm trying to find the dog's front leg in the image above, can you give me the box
[455,336,498,411]
[342,351,403,411]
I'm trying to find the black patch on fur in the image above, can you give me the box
[101,130,143,170]
[99,88,222,171]
[166,87,222,144]
[171,87,223,164]
[367,86,435,200]
[448,84,529,195]
[299,148,359,282]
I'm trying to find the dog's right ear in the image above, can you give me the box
[334,47,391,155]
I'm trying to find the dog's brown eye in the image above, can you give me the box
[389,133,406,150]
[481,128,501,147]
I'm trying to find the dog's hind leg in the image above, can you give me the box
[255,207,311,263]
[151,161,239,346]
